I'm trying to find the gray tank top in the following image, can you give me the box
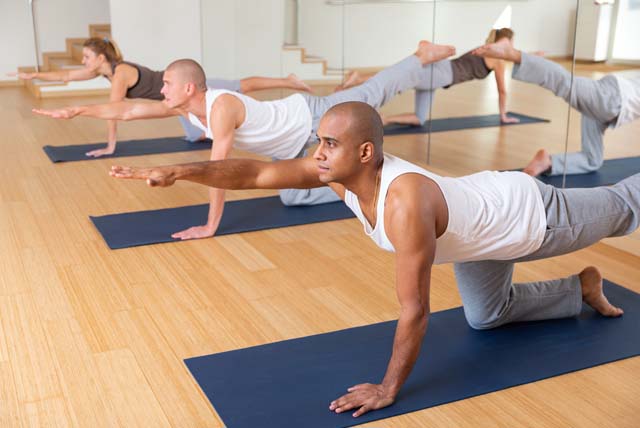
[111,61,165,100]
[446,51,492,87]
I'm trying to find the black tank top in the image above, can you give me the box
[111,61,165,100]
[446,51,492,87]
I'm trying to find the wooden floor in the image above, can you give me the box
[0,61,639,427]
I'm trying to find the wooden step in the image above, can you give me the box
[89,23,111,39]
[48,57,82,71]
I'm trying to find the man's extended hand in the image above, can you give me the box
[110,165,177,187]
[329,383,395,418]
[32,106,80,119]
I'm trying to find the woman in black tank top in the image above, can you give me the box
[337,28,520,127]
[12,37,312,157]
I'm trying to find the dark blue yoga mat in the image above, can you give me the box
[43,137,212,163]
[90,196,355,249]
[537,156,640,188]
[185,280,639,428]
[383,112,549,136]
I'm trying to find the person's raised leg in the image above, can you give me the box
[474,39,621,123]
[310,41,456,122]
[239,75,311,93]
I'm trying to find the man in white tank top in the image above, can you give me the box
[475,38,640,177]
[34,41,456,240]
[110,101,636,418]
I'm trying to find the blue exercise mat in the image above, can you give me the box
[185,280,639,428]
[537,156,640,188]
[43,137,212,163]
[383,112,549,136]
[90,196,355,249]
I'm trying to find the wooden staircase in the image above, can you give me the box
[19,24,112,98]
[282,44,347,83]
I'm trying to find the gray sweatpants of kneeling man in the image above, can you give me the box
[454,173,640,329]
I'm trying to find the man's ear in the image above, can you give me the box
[360,141,375,163]
[185,82,196,96]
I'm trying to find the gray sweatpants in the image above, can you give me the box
[513,52,622,176]
[454,172,640,330]
[279,54,429,206]
[178,78,242,142]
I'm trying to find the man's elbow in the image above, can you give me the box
[402,304,430,329]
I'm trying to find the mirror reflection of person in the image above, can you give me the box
[474,38,640,177]
[335,28,521,126]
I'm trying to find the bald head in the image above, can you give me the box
[165,59,207,92]
[323,102,384,158]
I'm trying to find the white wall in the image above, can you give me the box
[34,0,110,60]
[612,0,640,60]
[299,0,577,69]
[110,0,201,71]
[0,0,37,81]
[201,0,285,79]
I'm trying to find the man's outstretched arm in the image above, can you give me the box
[329,174,436,417]
[110,155,331,192]
[32,100,179,121]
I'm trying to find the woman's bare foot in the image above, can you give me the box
[287,73,312,93]
[415,40,456,65]
[523,149,552,176]
[579,266,623,317]
[473,38,521,63]
[334,71,363,92]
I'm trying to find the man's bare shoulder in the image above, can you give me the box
[385,173,442,247]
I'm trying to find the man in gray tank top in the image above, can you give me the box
[109,101,637,419]
[33,40,457,241]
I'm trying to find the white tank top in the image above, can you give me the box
[188,89,313,159]
[614,75,640,128]
[343,154,547,264]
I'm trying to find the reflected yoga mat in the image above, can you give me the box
[90,196,355,249]
[43,137,212,163]
[382,112,548,136]
[537,157,640,188]
[185,280,639,428]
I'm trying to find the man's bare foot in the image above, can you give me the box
[415,40,456,65]
[287,73,312,93]
[472,38,521,63]
[523,149,552,176]
[579,266,623,317]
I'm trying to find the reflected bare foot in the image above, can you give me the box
[523,149,552,176]
[579,266,623,317]
[415,40,456,65]
[473,38,521,63]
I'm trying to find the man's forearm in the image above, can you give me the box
[168,159,266,189]
[380,310,429,397]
